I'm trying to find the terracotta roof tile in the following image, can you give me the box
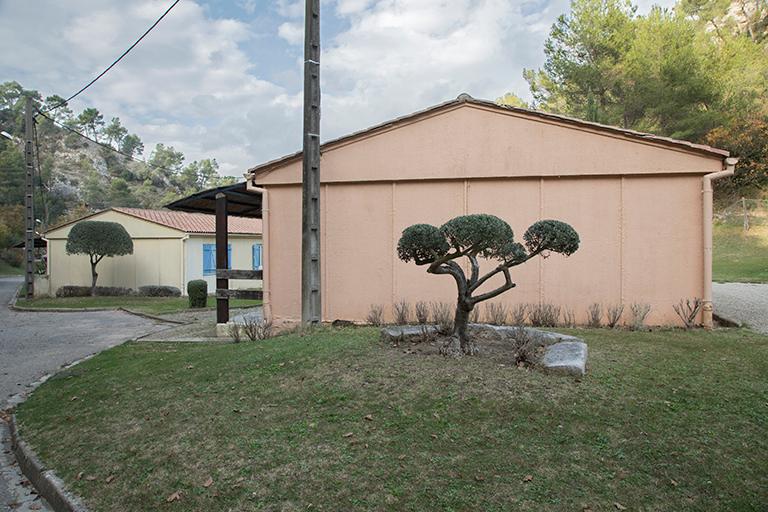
[113,207,261,234]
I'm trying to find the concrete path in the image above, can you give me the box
[0,276,168,511]
[713,282,768,335]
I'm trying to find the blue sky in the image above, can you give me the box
[0,0,674,176]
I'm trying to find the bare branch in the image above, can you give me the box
[470,267,516,304]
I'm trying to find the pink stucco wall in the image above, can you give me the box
[254,102,724,326]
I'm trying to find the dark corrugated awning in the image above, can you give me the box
[165,182,262,218]
[12,237,47,249]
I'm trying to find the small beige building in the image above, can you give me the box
[245,95,733,327]
[44,208,262,296]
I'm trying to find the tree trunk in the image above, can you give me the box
[441,301,478,357]
[90,259,98,296]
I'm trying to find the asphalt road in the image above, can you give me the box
[0,276,166,511]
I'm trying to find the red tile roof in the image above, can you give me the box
[113,208,261,234]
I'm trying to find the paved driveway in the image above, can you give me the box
[713,282,768,334]
[0,276,167,511]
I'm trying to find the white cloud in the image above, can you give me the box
[278,21,304,45]
[0,0,303,176]
[318,0,549,139]
[336,0,375,15]
[276,0,304,18]
[0,0,682,177]
[238,0,258,15]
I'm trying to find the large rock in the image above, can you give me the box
[380,325,438,343]
[541,340,588,376]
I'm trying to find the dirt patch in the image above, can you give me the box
[383,324,550,366]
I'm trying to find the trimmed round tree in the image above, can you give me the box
[397,214,579,356]
[66,221,134,296]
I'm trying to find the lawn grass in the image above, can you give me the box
[15,295,261,315]
[0,259,23,276]
[14,327,768,511]
[713,214,768,283]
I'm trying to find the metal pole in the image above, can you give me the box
[301,0,321,324]
[215,192,229,324]
[23,98,35,299]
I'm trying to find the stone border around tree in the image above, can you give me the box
[381,323,589,376]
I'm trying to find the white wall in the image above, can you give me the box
[184,234,263,295]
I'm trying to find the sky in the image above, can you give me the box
[0,0,675,177]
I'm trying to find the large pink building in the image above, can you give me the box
[245,95,733,327]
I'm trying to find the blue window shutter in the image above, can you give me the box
[203,244,215,275]
[227,244,232,269]
[252,244,262,270]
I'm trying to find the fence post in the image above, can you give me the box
[742,197,749,232]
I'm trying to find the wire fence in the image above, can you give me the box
[715,197,768,232]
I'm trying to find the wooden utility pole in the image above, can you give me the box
[215,192,229,324]
[23,98,35,299]
[301,0,321,324]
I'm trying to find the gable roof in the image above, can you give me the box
[46,208,261,235]
[246,94,728,178]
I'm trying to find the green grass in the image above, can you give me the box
[15,295,261,315]
[15,327,768,511]
[713,215,768,283]
[0,259,23,276]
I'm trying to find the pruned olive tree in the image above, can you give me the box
[397,214,579,356]
[66,221,133,295]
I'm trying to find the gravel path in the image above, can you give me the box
[713,282,768,334]
[0,276,170,511]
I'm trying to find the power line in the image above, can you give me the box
[36,110,181,177]
[40,0,181,114]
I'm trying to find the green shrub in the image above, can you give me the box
[187,280,208,308]
[56,285,91,298]
[56,285,134,297]
[138,285,181,297]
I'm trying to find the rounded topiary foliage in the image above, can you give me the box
[397,213,580,357]
[66,220,133,258]
[187,279,208,308]
[65,220,133,295]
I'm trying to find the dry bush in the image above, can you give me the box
[629,303,651,331]
[485,302,508,325]
[393,300,412,325]
[228,322,243,343]
[587,303,603,328]
[366,304,384,326]
[468,307,480,323]
[561,307,576,328]
[430,302,453,334]
[415,301,429,324]
[242,317,274,341]
[510,327,549,366]
[510,303,528,325]
[418,324,437,343]
[673,298,703,329]
[529,303,560,327]
[606,304,625,329]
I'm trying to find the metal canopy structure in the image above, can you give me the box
[166,182,263,325]
[12,236,46,249]
[165,181,262,218]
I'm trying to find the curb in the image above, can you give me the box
[117,307,188,325]
[9,303,187,324]
[9,416,89,512]
[10,305,114,312]
[713,312,741,328]
[7,281,22,309]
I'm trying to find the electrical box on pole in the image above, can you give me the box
[301,0,321,324]
[23,98,35,299]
